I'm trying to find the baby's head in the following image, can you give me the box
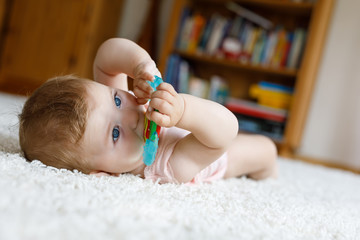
[19,76,146,175]
[19,76,92,173]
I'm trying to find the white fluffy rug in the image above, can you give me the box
[1,92,360,240]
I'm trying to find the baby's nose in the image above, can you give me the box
[123,91,138,105]
[119,108,139,130]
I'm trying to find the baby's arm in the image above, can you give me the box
[93,38,160,103]
[148,83,239,183]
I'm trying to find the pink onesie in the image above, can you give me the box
[143,127,228,184]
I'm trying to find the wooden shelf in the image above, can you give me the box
[176,50,298,77]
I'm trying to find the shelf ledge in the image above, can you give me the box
[175,50,298,77]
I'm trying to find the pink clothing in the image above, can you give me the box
[144,127,228,184]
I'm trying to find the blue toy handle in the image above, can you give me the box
[142,76,163,166]
[143,134,159,166]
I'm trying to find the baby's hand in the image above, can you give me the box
[146,83,184,128]
[133,60,162,105]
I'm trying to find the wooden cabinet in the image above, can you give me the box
[0,0,124,95]
[158,0,334,156]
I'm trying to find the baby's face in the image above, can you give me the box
[82,81,146,174]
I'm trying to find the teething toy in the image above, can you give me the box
[143,75,163,166]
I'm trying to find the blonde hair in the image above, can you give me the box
[19,75,92,173]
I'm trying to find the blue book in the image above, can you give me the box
[164,54,177,85]
[259,32,269,64]
[229,16,244,38]
[251,30,266,64]
[172,55,181,91]
[259,81,294,94]
[198,14,218,52]
[287,29,307,68]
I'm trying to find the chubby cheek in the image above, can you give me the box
[122,137,144,157]
[118,132,144,159]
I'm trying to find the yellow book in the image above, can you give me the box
[249,84,293,110]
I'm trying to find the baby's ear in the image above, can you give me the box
[89,171,111,177]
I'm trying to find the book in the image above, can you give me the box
[175,7,192,49]
[197,14,218,53]
[187,14,206,53]
[235,114,285,141]
[164,54,175,84]
[178,60,190,93]
[270,29,287,67]
[164,54,181,90]
[287,29,307,68]
[208,75,229,104]
[243,27,261,61]
[226,98,287,122]
[228,98,286,140]
[178,16,194,50]
[188,77,209,99]
[228,16,245,38]
[262,30,279,66]
[249,81,293,110]
[251,29,266,65]
[258,81,294,94]
[280,32,293,67]
[205,16,228,55]
[239,22,252,48]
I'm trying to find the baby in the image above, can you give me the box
[19,38,277,184]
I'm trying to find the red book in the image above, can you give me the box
[226,98,287,122]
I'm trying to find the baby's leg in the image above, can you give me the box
[224,134,278,180]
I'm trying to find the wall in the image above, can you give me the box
[298,0,360,169]
[117,0,150,41]
[117,0,174,61]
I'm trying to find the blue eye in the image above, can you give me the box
[114,95,121,108]
[112,127,120,142]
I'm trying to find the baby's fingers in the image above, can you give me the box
[133,86,151,102]
[156,82,177,96]
[146,110,171,127]
[149,98,173,116]
[136,80,153,93]
[140,72,155,82]
[136,97,148,105]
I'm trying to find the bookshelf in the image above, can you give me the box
[158,0,334,157]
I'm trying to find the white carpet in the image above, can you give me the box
[0,91,359,240]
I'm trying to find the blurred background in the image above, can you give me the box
[0,0,359,172]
